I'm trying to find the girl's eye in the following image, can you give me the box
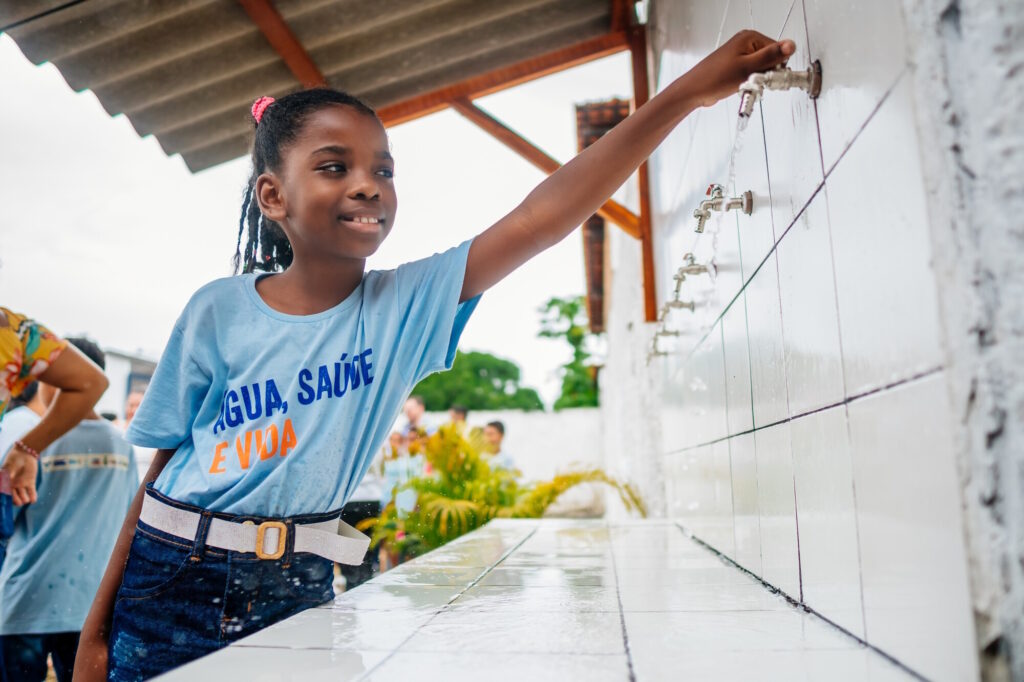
[319,163,346,173]
[376,168,395,179]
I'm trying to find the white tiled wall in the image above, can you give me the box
[643,0,977,678]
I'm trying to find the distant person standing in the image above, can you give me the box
[448,404,468,431]
[122,391,144,427]
[400,395,429,439]
[123,391,155,479]
[483,421,516,472]
[0,337,137,682]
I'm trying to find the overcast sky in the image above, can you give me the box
[0,35,633,407]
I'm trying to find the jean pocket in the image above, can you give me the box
[0,493,14,539]
[116,527,195,601]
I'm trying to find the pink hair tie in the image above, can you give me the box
[251,96,275,124]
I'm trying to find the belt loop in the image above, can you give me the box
[191,511,213,562]
[282,519,296,567]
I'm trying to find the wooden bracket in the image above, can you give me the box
[450,98,641,239]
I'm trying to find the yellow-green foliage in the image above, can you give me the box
[359,424,646,559]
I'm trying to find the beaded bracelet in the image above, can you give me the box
[13,440,39,460]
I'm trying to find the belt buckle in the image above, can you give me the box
[254,521,287,560]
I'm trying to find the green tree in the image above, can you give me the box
[538,295,599,410]
[413,350,544,411]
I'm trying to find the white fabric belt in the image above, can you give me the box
[139,494,370,565]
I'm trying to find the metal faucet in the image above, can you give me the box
[693,184,753,233]
[674,253,709,282]
[738,60,822,118]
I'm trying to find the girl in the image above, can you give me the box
[76,31,795,681]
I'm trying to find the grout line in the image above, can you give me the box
[354,525,539,680]
[607,521,638,682]
[663,365,945,456]
[673,522,931,682]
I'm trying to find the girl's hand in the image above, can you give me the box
[1,450,38,506]
[680,30,797,108]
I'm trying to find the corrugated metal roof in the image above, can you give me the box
[2,0,614,171]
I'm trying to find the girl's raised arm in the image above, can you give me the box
[461,31,794,302]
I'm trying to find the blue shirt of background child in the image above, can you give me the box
[0,413,137,635]
[126,239,480,517]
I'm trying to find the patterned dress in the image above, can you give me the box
[0,307,67,422]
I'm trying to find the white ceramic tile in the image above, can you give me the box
[777,189,844,416]
[722,293,753,434]
[826,76,945,396]
[619,581,791,613]
[660,357,691,452]
[665,446,719,524]
[707,439,737,557]
[401,610,624,655]
[235,608,431,651]
[477,567,614,588]
[732,97,777,284]
[805,0,910,171]
[760,2,825,235]
[749,0,797,38]
[754,421,801,598]
[624,610,858,656]
[630,648,918,682]
[157,648,389,682]
[790,406,864,638]
[616,567,757,589]
[847,375,978,681]
[449,585,620,613]
[745,253,790,427]
[729,432,762,575]
[321,584,461,612]
[371,565,486,587]
[365,652,629,682]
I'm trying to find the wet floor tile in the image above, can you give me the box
[364,652,630,682]
[618,582,793,612]
[401,610,625,655]
[370,566,487,587]
[449,585,621,613]
[235,608,431,651]
[319,584,462,612]
[631,648,918,682]
[157,647,389,681]
[624,610,859,654]
[478,567,615,588]
[616,567,758,588]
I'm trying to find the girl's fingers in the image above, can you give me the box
[746,39,796,71]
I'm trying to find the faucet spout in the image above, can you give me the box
[738,60,822,118]
[693,185,754,233]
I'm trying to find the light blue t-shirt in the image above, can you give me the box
[126,239,480,517]
[0,414,138,634]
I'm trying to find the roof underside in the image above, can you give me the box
[2,0,617,172]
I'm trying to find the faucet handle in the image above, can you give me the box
[705,183,724,198]
[683,252,696,266]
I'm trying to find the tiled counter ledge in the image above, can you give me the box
[158,520,917,681]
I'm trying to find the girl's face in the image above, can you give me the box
[260,105,397,262]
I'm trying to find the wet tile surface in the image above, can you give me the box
[163,520,920,681]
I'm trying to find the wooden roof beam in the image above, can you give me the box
[236,0,326,88]
[378,31,630,128]
[450,98,640,239]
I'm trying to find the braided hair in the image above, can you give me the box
[233,89,379,274]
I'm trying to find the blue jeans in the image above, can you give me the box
[107,487,337,681]
[1,632,80,682]
[0,492,14,573]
